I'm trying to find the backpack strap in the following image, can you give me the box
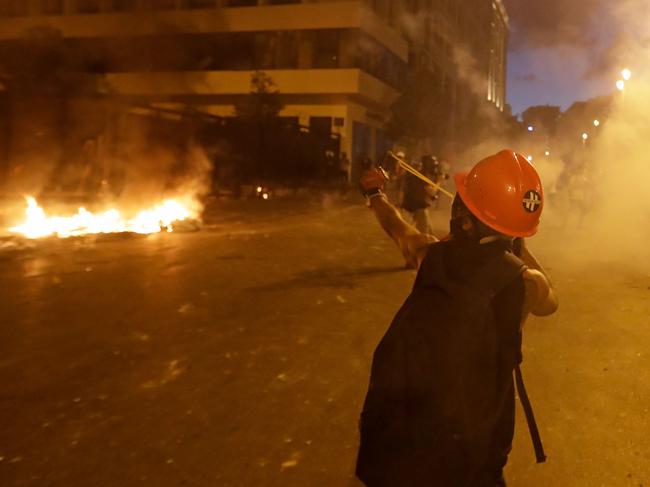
[471,250,547,463]
[515,365,547,463]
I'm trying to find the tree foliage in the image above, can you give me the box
[234,71,284,123]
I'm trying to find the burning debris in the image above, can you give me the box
[9,196,201,239]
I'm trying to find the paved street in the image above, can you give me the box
[1,195,650,487]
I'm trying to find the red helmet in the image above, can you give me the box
[454,150,544,237]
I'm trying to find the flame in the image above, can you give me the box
[9,196,197,239]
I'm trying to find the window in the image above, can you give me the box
[41,0,64,14]
[226,0,257,7]
[275,32,297,69]
[187,0,215,8]
[252,32,297,70]
[351,32,407,90]
[219,33,254,70]
[76,0,101,13]
[375,128,392,163]
[106,0,134,11]
[0,1,28,16]
[254,33,275,69]
[309,117,332,136]
[145,0,177,9]
[313,30,339,68]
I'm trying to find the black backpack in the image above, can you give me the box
[356,241,544,487]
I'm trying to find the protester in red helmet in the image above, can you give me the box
[356,149,558,487]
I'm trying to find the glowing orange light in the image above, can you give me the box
[9,197,198,239]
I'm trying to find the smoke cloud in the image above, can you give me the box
[0,19,215,229]
[570,0,646,255]
[504,0,608,50]
[507,0,650,267]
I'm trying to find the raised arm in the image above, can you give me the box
[360,169,437,269]
[515,238,559,317]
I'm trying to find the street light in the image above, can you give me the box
[527,155,533,162]
[622,68,632,81]
[582,133,589,140]
[527,126,534,132]
[545,150,551,156]
[616,79,625,91]
[593,119,600,127]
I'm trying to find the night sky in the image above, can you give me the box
[504,0,620,115]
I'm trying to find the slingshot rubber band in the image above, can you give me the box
[388,151,455,200]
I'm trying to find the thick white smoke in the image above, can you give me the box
[524,0,650,267]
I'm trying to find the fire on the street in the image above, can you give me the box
[9,196,198,239]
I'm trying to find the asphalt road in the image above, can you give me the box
[1,195,649,487]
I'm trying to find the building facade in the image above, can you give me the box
[0,0,508,175]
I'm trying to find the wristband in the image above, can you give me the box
[365,189,385,207]
[362,187,383,198]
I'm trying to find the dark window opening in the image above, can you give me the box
[226,0,257,6]
[106,0,134,11]
[187,0,215,8]
[0,1,28,16]
[145,0,177,9]
[313,30,339,68]
[254,33,275,70]
[253,31,298,70]
[309,117,332,136]
[41,0,64,14]
[0,29,409,84]
[218,33,254,70]
[349,31,407,90]
[76,0,101,14]
[275,32,298,69]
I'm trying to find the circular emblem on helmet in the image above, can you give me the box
[522,190,542,213]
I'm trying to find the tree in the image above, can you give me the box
[234,71,284,122]
[233,71,285,180]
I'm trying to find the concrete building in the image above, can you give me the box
[0,0,508,174]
